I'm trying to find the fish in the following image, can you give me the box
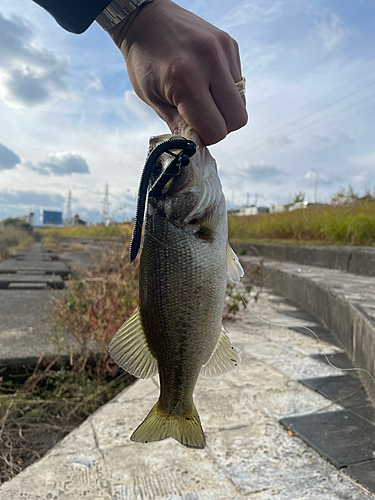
[108,127,243,449]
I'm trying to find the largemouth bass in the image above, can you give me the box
[109,128,243,449]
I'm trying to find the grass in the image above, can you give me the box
[228,202,375,246]
[36,223,133,240]
[0,226,35,260]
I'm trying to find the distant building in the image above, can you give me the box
[18,212,34,225]
[288,201,309,211]
[229,205,270,217]
[270,203,287,214]
[34,209,63,226]
[63,214,87,227]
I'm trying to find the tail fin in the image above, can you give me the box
[130,400,205,449]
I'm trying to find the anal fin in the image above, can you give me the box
[108,307,158,379]
[200,325,241,378]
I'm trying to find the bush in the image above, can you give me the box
[53,236,139,377]
[0,225,35,260]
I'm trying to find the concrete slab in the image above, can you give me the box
[240,256,375,404]
[280,410,375,468]
[15,253,58,261]
[300,374,371,408]
[0,273,64,289]
[0,260,70,277]
[233,242,375,276]
[1,291,373,499]
[8,282,48,289]
[345,462,375,494]
[0,290,77,359]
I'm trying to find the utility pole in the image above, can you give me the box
[311,169,318,204]
[246,192,250,207]
[66,190,72,226]
[102,183,111,222]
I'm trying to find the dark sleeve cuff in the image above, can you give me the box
[32,0,112,34]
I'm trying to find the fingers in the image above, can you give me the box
[152,79,246,146]
[153,94,225,145]
[209,73,248,134]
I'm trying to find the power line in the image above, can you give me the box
[227,92,375,163]
[221,70,375,162]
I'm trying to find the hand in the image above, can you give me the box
[109,0,247,145]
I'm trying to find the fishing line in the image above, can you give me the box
[142,226,375,386]
[240,293,375,386]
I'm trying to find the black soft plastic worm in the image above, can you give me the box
[129,138,196,264]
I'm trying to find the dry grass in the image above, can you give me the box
[53,237,139,367]
[36,223,133,240]
[228,202,375,246]
[0,358,133,483]
[0,226,35,260]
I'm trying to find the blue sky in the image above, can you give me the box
[0,0,375,221]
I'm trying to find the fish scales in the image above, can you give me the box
[140,194,228,414]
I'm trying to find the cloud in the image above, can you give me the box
[86,77,103,92]
[265,134,294,148]
[124,90,156,121]
[238,161,286,183]
[0,190,64,208]
[0,142,20,170]
[0,13,70,107]
[314,14,356,54]
[307,130,354,152]
[30,151,90,177]
[351,152,375,169]
[219,0,286,29]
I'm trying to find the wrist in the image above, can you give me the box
[108,0,166,52]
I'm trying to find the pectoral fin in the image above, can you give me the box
[108,307,158,379]
[226,242,244,284]
[200,325,241,378]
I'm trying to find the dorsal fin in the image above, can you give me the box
[226,242,244,284]
[108,307,158,379]
[200,325,241,378]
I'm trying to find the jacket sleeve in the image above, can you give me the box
[32,0,112,34]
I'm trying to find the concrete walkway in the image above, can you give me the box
[240,256,375,404]
[0,245,75,364]
[1,290,373,499]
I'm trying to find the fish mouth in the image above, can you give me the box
[129,136,197,264]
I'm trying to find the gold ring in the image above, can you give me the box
[235,77,246,96]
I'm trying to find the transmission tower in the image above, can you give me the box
[102,183,111,222]
[66,190,72,226]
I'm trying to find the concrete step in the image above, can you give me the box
[0,261,70,277]
[233,242,375,277]
[15,253,58,261]
[240,255,375,405]
[0,273,64,289]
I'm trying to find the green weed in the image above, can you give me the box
[228,202,375,246]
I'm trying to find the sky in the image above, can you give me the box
[0,0,375,222]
